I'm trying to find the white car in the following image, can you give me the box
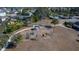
[32,25,40,31]
[33,25,40,28]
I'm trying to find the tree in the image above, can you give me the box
[51,19,59,25]
[0,35,8,49]
[51,19,59,35]
[6,34,23,49]
[3,20,24,34]
[32,15,39,23]
[21,8,28,15]
[13,34,23,44]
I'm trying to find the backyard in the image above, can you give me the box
[6,18,79,51]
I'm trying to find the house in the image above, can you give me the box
[0,8,7,23]
[0,8,6,16]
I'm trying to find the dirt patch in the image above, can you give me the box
[6,26,79,51]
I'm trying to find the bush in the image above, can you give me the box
[63,22,73,28]
[0,35,8,49]
[13,34,23,44]
[21,8,28,15]
[30,38,36,40]
[51,19,59,25]
[3,28,12,34]
[6,42,17,49]
[6,34,23,49]
[4,20,24,34]
[32,15,39,23]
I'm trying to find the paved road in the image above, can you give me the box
[1,27,32,51]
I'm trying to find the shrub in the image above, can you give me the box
[32,15,39,23]
[6,34,23,49]
[0,35,8,49]
[21,8,28,15]
[51,19,59,25]
[63,22,73,28]
[13,34,23,44]
[3,20,24,34]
